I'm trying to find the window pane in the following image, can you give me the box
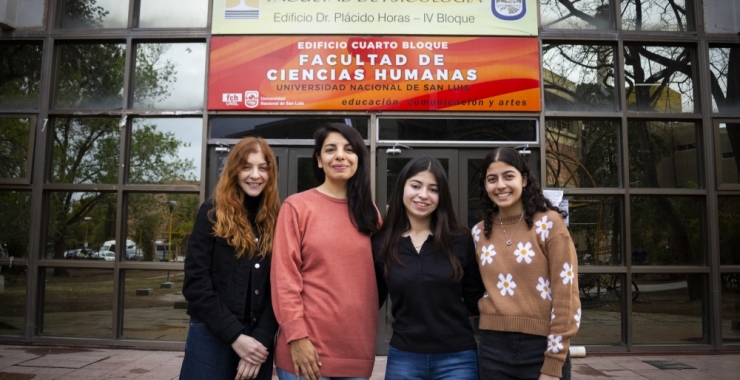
[0,43,42,110]
[122,270,188,340]
[628,121,699,188]
[133,43,207,109]
[546,119,620,188]
[709,47,740,114]
[0,265,26,336]
[624,45,694,113]
[543,44,616,112]
[126,193,199,262]
[60,0,129,29]
[46,192,117,260]
[0,191,31,259]
[378,119,537,142]
[41,268,113,338]
[630,196,703,266]
[632,273,705,344]
[130,118,201,185]
[621,0,692,32]
[717,123,740,186]
[540,0,613,30]
[55,43,126,109]
[0,118,31,179]
[574,273,623,345]
[569,196,623,266]
[719,196,740,265]
[721,273,740,344]
[138,0,208,28]
[51,118,120,184]
[210,117,369,140]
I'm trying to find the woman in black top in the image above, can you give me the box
[373,156,484,380]
[180,137,280,380]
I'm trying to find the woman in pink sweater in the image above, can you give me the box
[271,123,380,380]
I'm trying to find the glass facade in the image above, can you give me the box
[0,0,738,353]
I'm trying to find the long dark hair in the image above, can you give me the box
[312,123,378,235]
[377,156,466,281]
[478,147,567,238]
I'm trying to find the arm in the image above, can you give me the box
[541,231,581,379]
[461,234,485,315]
[182,202,245,345]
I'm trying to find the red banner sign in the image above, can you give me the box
[208,36,541,112]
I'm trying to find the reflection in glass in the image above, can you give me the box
[0,191,31,259]
[41,268,113,338]
[46,192,117,260]
[139,0,208,28]
[628,121,699,188]
[465,158,483,228]
[0,44,42,109]
[719,197,740,265]
[55,43,126,109]
[624,45,694,113]
[51,118,120,184]
[60,0,129,29]
[379,119,537,142]
[721,273,740,343]
[129,118,201,185]
[122,270,188,340]
[543,44,616,112]
[126,193,198,262]
[133,43,207,109]
[568,196,622,266]
[0,265,26,336]
[546,120,619,188]
[210,117,369,140]
[297,158,321,194]
[0,118,31,179]
[540,0,612,30]
[709,47,740,114]
[630,196,702,266]
[573,273,623,345]
[717,123,740,186]
[621,0,691,32]
[632,273,705,344]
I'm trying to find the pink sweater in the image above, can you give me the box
[271,189,378,378]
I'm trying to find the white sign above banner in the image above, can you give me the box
[212,0,538,36]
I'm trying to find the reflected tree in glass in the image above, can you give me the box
[568,196,622,266]
[540,0,613,30]
[0,44,42,110]
[543,44,616,112]
[546,119,619,188]
[628,121,698,188]
[621,0,691,32]
[718,197,740,266]
[0,191,31,259]
[0,118,31,179]
[127,193,198,262]
[624,44,694,113]
[55,43,126,110]
[60,0,129,29]
[133,44,177,109]
[129,119,197,185]
[709,47,740,175]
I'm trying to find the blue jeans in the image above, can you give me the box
[276,367,368,380]
[385,346,478,380]
[180,317,274,380]
[479,330,571,380]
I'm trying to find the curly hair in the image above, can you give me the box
[478,147,566,239]
[210,137,280,260]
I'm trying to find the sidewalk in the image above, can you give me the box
[0,344,739,379]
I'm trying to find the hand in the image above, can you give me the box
[539,374,560,380]
[289,338,322,380]
[235,359,261,380]
[231,334,269,365]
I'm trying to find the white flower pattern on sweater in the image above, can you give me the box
[514,241,535,264]
[575,308,581,328]
[480,244,495,266]
[497,273,516,296]
[535,215,553,241]
[547,335,564,354]
[471,225,481,248]
[560,263,575,284]
[537,277,553,300]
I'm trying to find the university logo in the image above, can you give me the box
[224,0,260,20]
[491,0,526,21]
[245,91,260,108]
[222,93,242,106]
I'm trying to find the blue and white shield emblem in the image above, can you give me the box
[492,0,527,21]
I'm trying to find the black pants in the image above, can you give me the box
[479,330,571,380]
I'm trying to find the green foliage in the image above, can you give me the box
[129,121,195,184]
[0,44,42,109]
[0,118,30,178]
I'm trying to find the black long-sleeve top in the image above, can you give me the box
[182,197,278,350]
[372,232,485,354]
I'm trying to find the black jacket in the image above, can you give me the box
[183,200,278,350]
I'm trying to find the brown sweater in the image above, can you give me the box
[473,209,580,378]
[271,189,378,378]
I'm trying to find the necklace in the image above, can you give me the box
[499,213,524,246]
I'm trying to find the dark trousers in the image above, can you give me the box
[479,330,571,380]
[180,317,274,380]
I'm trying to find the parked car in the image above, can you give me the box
[99,240,139,261]
[101,251,115,261]
[64,249,85,259]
